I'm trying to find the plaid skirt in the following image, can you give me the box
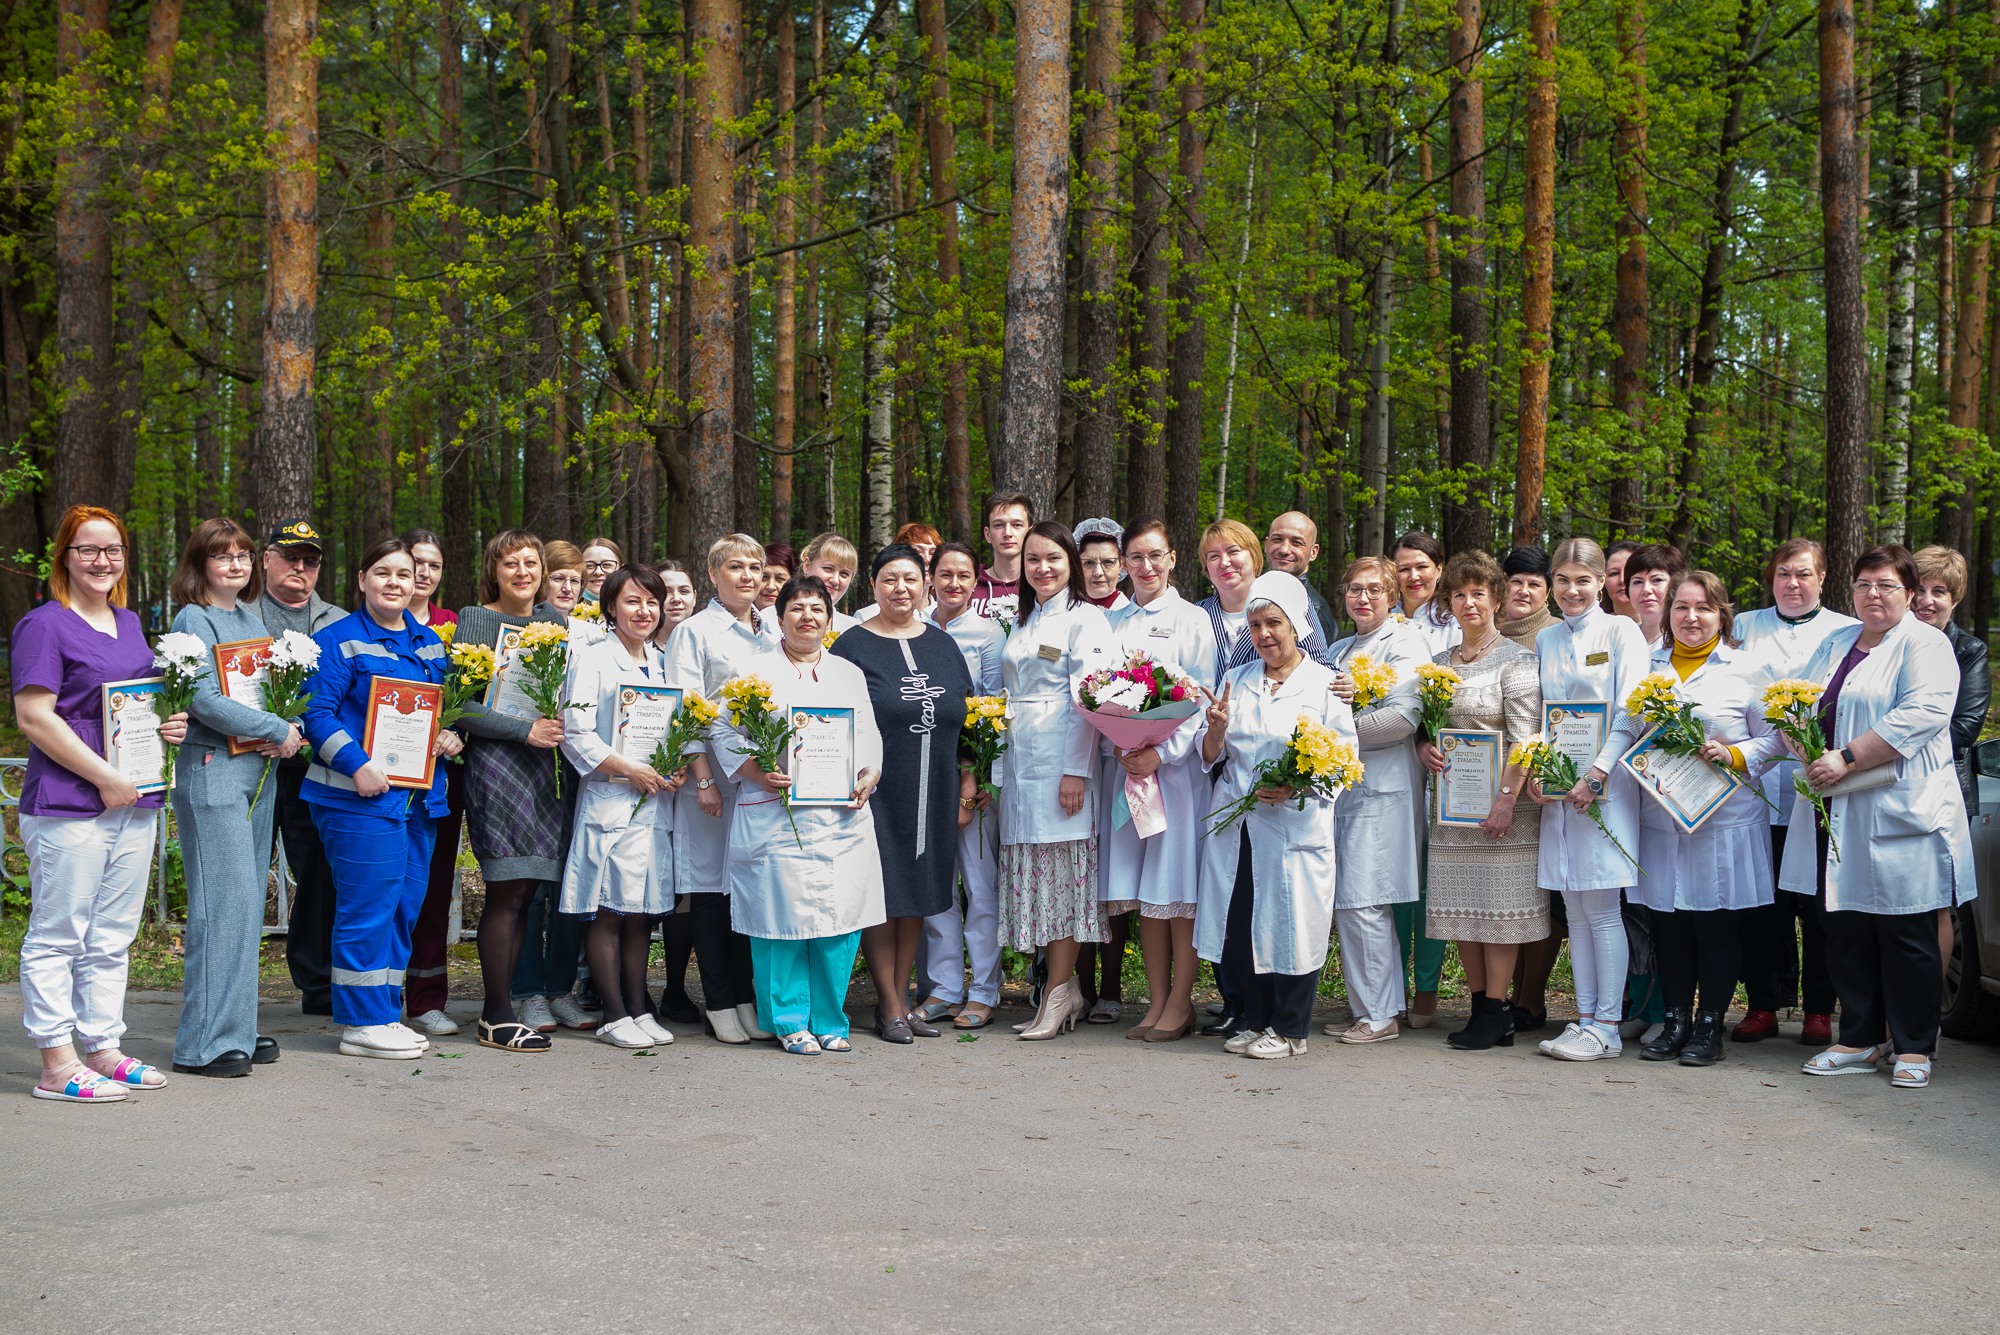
[463,737,574,883]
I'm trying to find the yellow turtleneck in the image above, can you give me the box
[1668,631,1744,770]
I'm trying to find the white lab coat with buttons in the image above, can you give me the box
[556,634,682,916]
[1777,614,1975,913]
[1535,607,1650,891]
[1193,658,1354,975]
[1734,604,1860,826]
[1327,619,1430,908]
[996,591,1119,846]
[663,599,777,895]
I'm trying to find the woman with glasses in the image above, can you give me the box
[543,540,603,646]
[1785,547,1974,1090]
[580,537,623,605]
[167,520,306,1079]
[14,507,189,1101]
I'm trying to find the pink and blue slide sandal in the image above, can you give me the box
[97,1056,167,1089]
[31,1069,128,1103]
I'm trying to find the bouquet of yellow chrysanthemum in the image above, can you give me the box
[634,691,720,814]
[434,621,456,648]
[512,620,574,795]
[1204,715,1363,837]
[1510,735,1639,871]
[1347,655,1398,712]
[1414,662,1462,741]
[1625,672,1777,813]
[571,601,602,622]
[962,694,1009,836]
[437,639,498,764]
[1762,677,1841,860]
[716,674,801,845]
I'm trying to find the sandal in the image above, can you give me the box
[818,1034,852,1052]
[1890,1054,1932,1089]
[954,1006,995,1030]
[477,1020,552,1053]
[32,1068,127,1103]
[914,999,956,1024]
[1085,998,1122,1025]
[1801,1044,1882,1076]
[781,1031,823,1056]
[90,1055,168,1089]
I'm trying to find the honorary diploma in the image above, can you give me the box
[364,676,443,790]
[1618,729,1741,835]
[611,684,683,780]
[1436,728,1502,828]
[1544,700,1610,772]
[786,705,857,806]
[483,625,540,721]
[213,637,274,756]
[101,677,168,794]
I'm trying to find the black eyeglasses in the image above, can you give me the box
[274,548,323,569]
[67,544,126,563]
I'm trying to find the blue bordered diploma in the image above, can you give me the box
[612,683,683,780]
[1618,727,1742,835]
[786,704,857,806]
[101,676,168,794]
[1436,727,1502,828]
[1544,700,1610,771]
[483,625,540,720]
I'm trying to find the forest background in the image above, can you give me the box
[4,0,2000,644]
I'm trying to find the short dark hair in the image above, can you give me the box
[1764,538,1828,585]
[983,491,1034,526]
[930,540,979,576]
[356,537,416,585]
[1392,530,1444,565]
[762,543,797,575]
[776,574,833,618]
[1623,542,1686,590]
[870,542,927,585]
[598,564,669,632]
[1022,521,1088,613]
[1501,545,1551,580]
[1853,544,1920,593]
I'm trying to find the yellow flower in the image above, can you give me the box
[1508,735,1553,769]
[1624,672,1680,719]
[822,627,840,649]
[515,620,569,653]
[717,675,778,727]
[682,691,719,726]
[449,642,497,685]
[572,602,603,622]
[1348,655,1398,711]
[435,622,456,648]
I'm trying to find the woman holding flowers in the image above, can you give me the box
[833,545,973,1043]
[166,519,306,1079]
[720,576,886,1054]
[1099,519,1218,1043]
[998,522,1120,1041]
[1195,572,1356,1060]
[1779,546,1973,1090]
[916,541,1009,1030]
[558,565,687,1049]
[300,537,463,1060]
[454,531,574,1053]
[1627,572,1781,1066]
[1325,557,1431,1043]
[1532,537,1649,1062]
[1414,551,1545,1051]
[13,505,190,1101]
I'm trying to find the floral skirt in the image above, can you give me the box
[999,839,1106,950]
[1102,899,1197,921]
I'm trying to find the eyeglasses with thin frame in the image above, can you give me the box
[206,551,254,567]
[67,544,126,563]
[1125,549,1173,568]
[1851,580,1906,596]
[1344,583,1393,599]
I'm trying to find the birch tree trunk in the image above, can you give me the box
[1880,43,1920,546]
[862,3,898,554]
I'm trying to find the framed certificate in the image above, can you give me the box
[363,676,444,790]
[101,676,168,795]
[1618,728,1742,834]
[1435,727,1502,828]
[787,704,857,806]
[611,683,683,781]
[1544,700,1609,772]
[213,637,274,756]
[482,625,541,721]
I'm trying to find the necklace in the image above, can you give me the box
[1455,630,1501,665]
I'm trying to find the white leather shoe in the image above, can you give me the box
[597,1016,652,1049]
[707,1008,750,1044]
[386,1021,430,1048]
[1539,1021,1581,1055]
[1246,1033,1307,1060]
[549,995,600,1030]
[634,1013,675,1046]
[339,1025,425,1059]
[1547,1025,1621,1061]
[408,1009,459,1037]
[735,1002,773,1041]
[1223,1027,1269,1054]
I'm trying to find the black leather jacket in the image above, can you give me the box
[1947,620,1990,813]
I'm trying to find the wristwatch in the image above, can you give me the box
[696,778,715,790]
[1499,784,1514,797]
[1839,745,1857,766]
[1585,774,1605,796]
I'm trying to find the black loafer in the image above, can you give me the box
[1200,1012,1241,1038]
[253,1036,280,1064]
[173,1050,253,1078]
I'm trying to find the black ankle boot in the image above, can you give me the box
[1446,991,1487,1046]
[1679,1010,1725,1065]
[1448,995,1516,1051]
[1640,1008,1691,1061]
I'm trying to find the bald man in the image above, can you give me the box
[1264,511,1339,643]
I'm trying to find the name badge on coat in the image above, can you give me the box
[1038,643,1062,661]
[1585,651,1609,666]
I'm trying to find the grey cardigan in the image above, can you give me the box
[452,603,570,744]
[173,602,294,752]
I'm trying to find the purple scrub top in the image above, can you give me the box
[11,600,165,818]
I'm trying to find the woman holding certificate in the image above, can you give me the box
[1325,558,1430,1044]
[558,566,685,1049]
[1781,546,1974,1090]
[13,505,190,1102]
[1534,538,1649,1063]
[832,545,972,1044]
[167,519,306,1079]
[998,523,1120,1041]
[1631,573,1780,1066]
[299,538,463,1061]
[454,531,574,1053]
[1415,551,1546,1051]
[721,575,886,1054]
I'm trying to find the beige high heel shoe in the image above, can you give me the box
[1019,978,1083,1041]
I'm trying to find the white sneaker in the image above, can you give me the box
[1547,1025,1622,1062]
[387,1021,431,1048]
[1539,1021,1582,1055]
[408,1009,460,1037]
[516,995,557,1033]
[1223,1027,1269,1054]
[735,1002,773,1041]
[549,995,600,1031]
[707,1008,751,1044]
[597,1016,653,1049]
[1246,1033,1307,1060]
[339,1025,426,1060]
[633,1013,675,1046]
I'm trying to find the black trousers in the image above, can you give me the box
[1740,825,1836,1013]
[1653,907,1744,1014]
[688,892,756,1012]
[273,759,337,1009]
[1221,831,1317,1039]
[1823,908,1941,1055]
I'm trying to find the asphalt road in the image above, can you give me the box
[5,992,1998,1333]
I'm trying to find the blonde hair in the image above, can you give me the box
[802,532,859,573]
[1198,519,1265,577]
[1914,545,1969,604]
[1340,556,1397,588]
[1548,537,1607,579]
[541,540,585,574]
[706,532,765,571]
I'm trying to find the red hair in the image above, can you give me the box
[48,505,132,609]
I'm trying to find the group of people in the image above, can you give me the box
[13,494,1982,1102]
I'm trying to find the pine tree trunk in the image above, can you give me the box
[1359,5,1401,557]
[54,0,117,515]
[1513,0,1557,545]
[771,3,798,544]
[1820,0,1869,609]
[1165,0,1207,572]
[688,0,741,570]
[1609,0,1648,536]
[1125,0,1169,522]
[1073,0,1122,524]
[257,0,320,529]
[1444,0,1489,555]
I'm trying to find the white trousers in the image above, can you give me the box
[1562,887,1629,1025]
[923,819,1003,1007]
[19,807,157,1050]
[1335,904,1406,1027]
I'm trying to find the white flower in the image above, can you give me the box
[1096,678,1149,711]
[266,629,322,671]
[153,631,208,673]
